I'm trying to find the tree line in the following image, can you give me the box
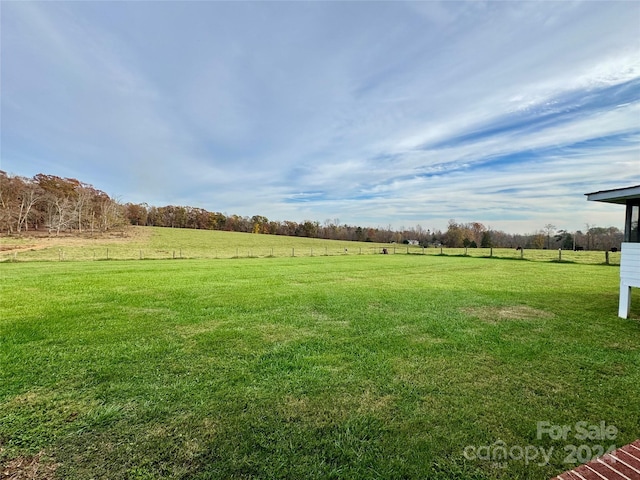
[0,172,623,250]
[124,204,622,250]
[0,172,126,234]
[441,220,622,251]
[124,203,399,243]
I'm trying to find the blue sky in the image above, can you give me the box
[2,1,639,233]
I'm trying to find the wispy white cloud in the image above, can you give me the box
[1,1,638,233]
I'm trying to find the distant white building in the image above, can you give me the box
[586,185,640,318]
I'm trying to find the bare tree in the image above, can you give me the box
[543,224,556,249]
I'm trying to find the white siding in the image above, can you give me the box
[619,243,640,318]
[621,243,640,286]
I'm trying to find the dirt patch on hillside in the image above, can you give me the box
[0,244,45,254]
[0,227,149,254]
[0,244,38,252]
[462,305,554,323]
[1,451,58,480]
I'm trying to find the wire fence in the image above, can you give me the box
[1,244,622,266]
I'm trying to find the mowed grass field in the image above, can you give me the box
[0,225,622,264]
[1,231,639,479]
[0,227,395,262]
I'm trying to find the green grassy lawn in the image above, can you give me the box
[1,254,638,479]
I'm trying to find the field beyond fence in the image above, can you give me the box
[0,226,622,265]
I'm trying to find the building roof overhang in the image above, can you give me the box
[585,184,640,204]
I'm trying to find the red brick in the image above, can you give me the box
[616,449,640,471]
[551,440,640,480]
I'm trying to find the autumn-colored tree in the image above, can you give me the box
[251,215,269,234]
[125,203,149,226]
[470,222,486,245]
[0,172,22,233]
[0,172,124,234]
[531,234,545,249]
[444,220,464,247]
